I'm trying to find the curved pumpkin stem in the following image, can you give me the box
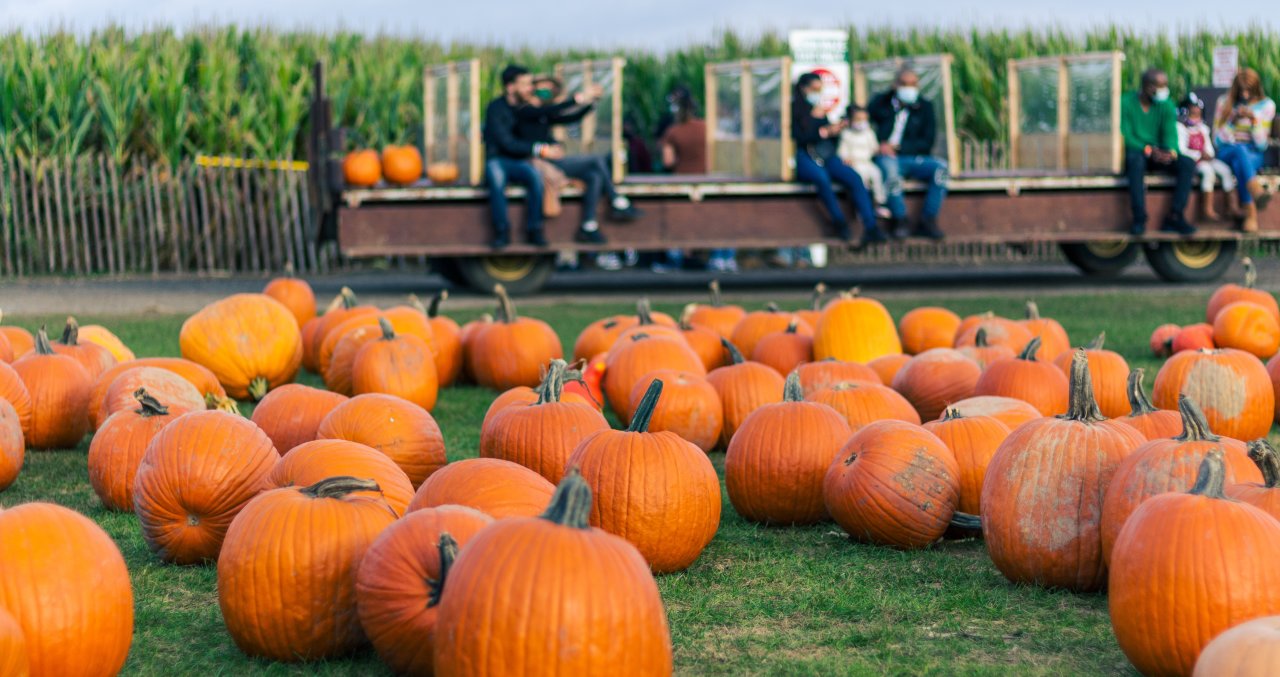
[541,468,592,529]
[1062,349,1105,423]
[708,279,723,307]
[535,359,570,405]
[428,290,448,319]
[720,337,746,365]
[1024,300,1041,320]
[1174,395,1219,442]
[783,371,804,402]
[636,298,654,325]
[810,282,828,311]
[59,316,80,346]
[248,377,270,402]
[765,302,781,313]
[1018,336,1042,361]
[628,379,664,432]
[493,284,517,323]
[1247,439,1280,488]
[1188,448,1227,499]
[339,286,359,310]
[428,532,459,607]
[300,475,382,499]
[377,316,397,341]
[678,304,697,331]
[974,327,989,348]
[1243,256,1257,289]
[1126,368,1158,417]
[134,388,170,417]
[784,317,799,334]
[950,512,981,530]
[34,326,54,355]
[1087,332,1106,351]
[940,407,963,422]
[406,294,427,314]
[206,392,241,414]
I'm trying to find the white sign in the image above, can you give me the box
[789,29,851,119]
[1212,46,1239,88]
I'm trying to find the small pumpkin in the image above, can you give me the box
[1173,322,1217,353]
[680,308,728,372]
[603,332,705,422]
[0,399,22,491]
[467,285,564,391]
[890,348,981,422]
[317,393,447,488]
[867,353,911,385]
[686,279,745,339]
[1051,332,1131,419]
[250,383,348,455]
[482,360,595,429]
[1150,323,1181,358]
[731,303,810,359]
[75,324,135,362]
[352,317,439,410]
[323,323,383,395]
[0,315,34,359]
[88,357,226,429]
[1153,347,1274,441]
[1019,300,1071,361]
[12,327,93,449]
[318,304,435,380]
[792,359,881,397]
[426,160,460,184]
[1213,300,1280,359]
[180,293,302,400]
[1206,256,1280,325]
[573,315,636,362]
[1193,614,1280,677]
[1226,439,1280,521]
[813,290,901,362]
[808,379,920,432]
[793,282,828,330]
[1120,368,1184,440]
[922,408,1012,517]
[0,360,33,440]
[269,439,416,516]
[262,263,317,328]
[945,395,1042,430]
[51,317,117,380]
[973,337,1069,416]
[898,306,962,355]
[956,327,1015,370]
[751,317,813,377]
[88,388,180,511]
[406,457,555,518]
[343,149,382,186]
[627,369,723,453]
[706,339,785,447]
[381,144,424,185]
[425,291,464,387]
[953,313,1033,355]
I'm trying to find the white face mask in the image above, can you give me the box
[669,102,680,114]
[851,121,869,131]
[896,86,919,104]
[805,91,822,106]
[1153,87,1170,103]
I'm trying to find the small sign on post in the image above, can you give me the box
[789,29,851,118]
[1212,45,1239,88]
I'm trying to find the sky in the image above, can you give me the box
[1,0,1275,47]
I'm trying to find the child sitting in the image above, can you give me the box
[1177,94,1237,221]
[837,105,891,219]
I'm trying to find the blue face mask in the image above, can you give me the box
[805,91,822,106]
[897,86,919,105]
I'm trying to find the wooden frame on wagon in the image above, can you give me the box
[704,57,795,181]
[853,54,959,176]
[1006,51,1124,174]
[552,57,627,184]
[423,59,483,185]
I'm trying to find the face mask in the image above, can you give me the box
[896,86,919,104]
[669,102,680,114]
[805,92,822,106]
[1153,87,1170,103]
[851,121,869,131]
[534,88,553,102]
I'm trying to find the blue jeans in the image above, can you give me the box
[875,154,948,219]
[1217,143,1265,205]
[794,152,879,236]
[485,157,544,236]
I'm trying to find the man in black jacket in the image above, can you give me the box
[868,68,947,240]
[482,64,550,249]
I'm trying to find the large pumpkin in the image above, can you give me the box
[1019,300,1071,362]
[88,388,181,511]
[0,608,27,676]
[12,327,93,449]
[0,399,21,491]
[317,393,447,488]
[973,337,1069,416]
[0,360,32,440]
[922,408,1012,517]
[269,439,416,516]
[686,280,745,340]
[1193,615,1280,677]
[381,144,424,185]
[218,477,397,661]
[945,395,1041,431]
[76,324,135,363]
[262,264,316,328]
[180,293,303,400]
[807,380,920,432]
[568,380,721,573]
[467,285,563,391]
[97,365,204,424]
[1120,368,1184,441]
[1153,347,1274,441]
[981,351,1146,591]
[407,457,555,518]
[628,369,723,453]
[1051,332,1131,419]
[133,410,280,564]
[1226,439,1280,521]
[898,306,961,355]
[1206,256,1280,325]
[352,317,439,410]
[890,348,981,422]
[52,317,117,380]
[603,333,705,422]
[250,383,348,455]
[343,149,382,187]
[426,291,464,387]
[813,291,901,362]
[1110,450,1280,677]
[751,318,813,376]
[706,339,785,447]
[88,357,226,430]
[1213,300,1280,359]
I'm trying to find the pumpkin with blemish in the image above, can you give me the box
[792,359,881,397]
[1153,347,1274,441]
[1226,439,1280,521]
[944,395,1041,431]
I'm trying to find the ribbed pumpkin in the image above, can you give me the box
[956,327,1016,370]
[922,408,1012,516]
[134,410,280,564]
[824,420,960,549]
[0,502,133,677]
[726,373,852,525]
[0,330,13,363]
[76,324,135,362]
[899,306,962,355]
[317,393,446,488]
[250,383,348,455]
[357,507,493,675]
[1050,332,1131,418]
[1206,256,1280,325]
[343,149,382,186]
[0,399,22,491]
[352,317,439,411]
[731,303,810,359]
[0,607,27,677]
[407,457,555,518]
[1226,439,1280,521]
[381,144,423,185]
[945,395,1042,430]
[1150,323,1181,358]
[953,313,1033,354]
[981,351,1146,591]
[426,291,464,387]
[807,380,920,432]
[269,439,416,516]
[1193,614,1280,677]
[686,279,745,339]
[262,264,316,328]
[603,333,705,422]
[680,311,728,372]
[88,389,180,511]
[218,477,397,661]
[312,288,377,356]
[88,357,226,430]
[706,339,785,447]
[1153,347,1274,441]
[1019,300,1071,361]
[481,360,610,484]
[973,337,1069,416]
[813,290,901,362]
[432,471,673,676]
[1109,450,1280,677]
[482,361,595,429]
[868,353,911,384]
[1269,352,1280,425]
[1173,322,1217,353]
[51,317,117,380]
[1099,395,1261,564]
[1214,300,1280,359]
[613,299,680,346]
[751,318,813,376]
[97,365,204,424]
[318,304,436,380]
[628,369,722,453]
[0,317,34,359]
[12,328,93,449]
[891,348,981,422]
[467,285,563,391]
[323,323,382,395]
[573,315,636,362]
[301,317,324,373]
[1120,368,1184,440]
[457,313,491,383]
[792,358,881,397]
[179,293,303,400]
[0,360,32,440]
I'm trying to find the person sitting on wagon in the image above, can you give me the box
[838,104,892,220]
[1177,93,1236,222]
[868,67,946,240]
[1213,67,1276,232]
[482,64,549,249]
[1120,68,1197,236]
[660,85,734,271]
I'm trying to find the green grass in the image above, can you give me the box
[6,290,1218,675]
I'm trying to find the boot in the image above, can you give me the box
[1199,194,1220,222]
[1248,177,1272,210]
[1243,202,1259,233]
[543,189,562,218]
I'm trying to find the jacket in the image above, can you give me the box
[867,90,937,157]
[514,99,594,145]
[483,97,537,160]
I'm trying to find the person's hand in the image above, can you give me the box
[1143,145,1153,158]
[878,143,896,157]
[585,84,605,101]
[541,145,565,160]
[1237,106,1255,121]
[1152,149,1174,164]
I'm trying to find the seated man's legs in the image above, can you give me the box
[1124,147,1150,233]
[874,154,907,223]
[554,155,640,225]
[492,157,545,245]
[485,159,512,248]
[898,156,949,222]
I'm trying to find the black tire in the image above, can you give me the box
[1143,239,1238,283]
[454,254,556,295]
[1059,242,1141,277]
[431,258,467,287]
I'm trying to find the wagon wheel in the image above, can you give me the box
[1143,239,1237,283]
[453,254,556,295]
[1059,241,1141,277]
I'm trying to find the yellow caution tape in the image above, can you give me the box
[195,155,309,171]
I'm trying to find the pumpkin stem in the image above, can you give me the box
[1246,439,1280,488]
[299,475,382,499]
[940,407,963,422]
[1188,448,1227,499]
[134,388,170,417]
[535,359,569,405]
[339,286,358,310]
[34,326,54,355]
[1024,300,1041,320]
[428,290,448,318]
[950,512,982,530]
[636,298,654,325]
[974,327,989,348]
[1174,395,1219,442]
[810,282,827,311]
[283,261,296,278]
[720,337,746,365]
[1062,349,1105,423]
[1018,336,1042,361]
[1087,332,1106,351]
[378,316,397,341]
[765,302,780,313]
[679,304,697,331]
[406,294,427,314]
[784,317,799,334]
[427,532,459,607]
[627,379,664,432]
[783,371,804,402]
[847,286,862,298]
[1125,368,1158,417]
[248,377,270,402]
[708,279,723,307]
[1243,256,1257,289]
[59,316,79,345]
[541,468,592,529]
[493,284,517,323]
[205,392,241,414]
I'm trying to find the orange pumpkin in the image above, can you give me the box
[1153,347,1274,441]
[87,388,177,512]
[808,380,921,432]
[426,161,460,184]
[628,369,723,453]
[890,348,981,422]
[52,317,117,380]
[867,353,911,385]
[573,315,637,362]
[1206,256,1280,325]
[262,264,316,328]
[343,149,382,186]
[1050,332,1131,419]
[482,361,595,429]
[309,288,376,371]
[76,324,134,362]
[0,399,22,491]
[680,311,728,372]
[381,144,423,185]
[953,313,1033,355]
[318,304,435,380]
[1226,439,1280,521]
[813,290,901,362]
[731,303,811,359]
[792,359,881,397]
[1213,300,1280,359]
[0,319,34,359]
[97,365,204,424]
[1120,368,1184,441]
[922,408,1012,517]
[1019,300,1071,361]
[180,293,302,400]
[945,395,1042,431]
[686,279,745,339]
[317,393,447,488]
[1173,322,1217,353]
[706,339,785,447]
[0,607,27,676]
[323,323,383,395]
[250,383,348,455]
[406,457,555,518]
[612,299,680,347]
[0,360,33,440]
[1193,614,1280,677]
[898,306,962,355]
[1150,323,1181,358]
[973,337,1069,416]
[467,285,563,391]
[269,439,415,516]
[751,318,813,376]
[956,327,1016,370]
[88,357,226,430]
[603,333,705,422]
[351,318,439,411]
[12,328,93,449]
[425,291,463,387]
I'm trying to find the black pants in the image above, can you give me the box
[551,155,618,226]
[1125,148,1196,225]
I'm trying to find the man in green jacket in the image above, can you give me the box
[1122,68,1197,236]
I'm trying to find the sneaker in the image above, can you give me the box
[915,219,945,241]
[623,249,640,268]
[1160,217,1197,237]
[526,230,548,247]
[859,228,888,249]
[891,224,912,240]
[1129,222,1147,236]
[722,257,740,273]
[595,252,623,271]
[575,228,607,245]
[490,232,510,249]
[608,205,643,222]
[875,206,893,220]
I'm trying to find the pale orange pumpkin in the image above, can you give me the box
[179,293,303,400]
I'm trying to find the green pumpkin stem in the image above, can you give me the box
[493,284,517,323]
[811,283,828,311]
[636,298,654,325]
[206,392,241,414]
[708,279,723,307]
[721,337,746,365]
[1018,336,1042,361]
[428,291,448,318]
[783,371,804,402]
[1174,395,1219,442]
[1247,439,1280,488]
[1243,256,1257,289]
[248,377,270,402]
[765,302,781,313]
[378,316,397,340]
[1024,300,1041,320]
[1087,332,1106,351]
[339,286,359,310]
[541,468,592,529]
[59,316,79,346]
[1188,448,1227,499]
[1062,349,1105,423]
[1126,369,1159,417]
[133,388,170,417]
[940,407,963,422]
[974,327,989,348]
[628,379,664,432]
[427,532,458,607]
[34,326,54,355]
[535,359,569,405]
[299,475,382,499]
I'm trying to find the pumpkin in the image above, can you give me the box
[0,607,27,677]
[88,389,180,511]
[133,410,279,564]
[301,317,324,373]
[0,361,32,440]
[568,352,607,408]
[467,285,563,391]
[568,380,721,572]
[317,393,447,488]
[726,372,852,525]
[1100,395,1261,564]
[0,330,13,363]
[1121,368,1185,440]
[76,324,135,362]
[792,359,881,397]
[1109,450,1280,677]
[973,337,1069,416]
[0,317,34,359]
[343,149,382,186]
[426,160,460,184]
[351,317,439,410]
[180,293,302,400]
[52,317,117,380]
[686,279,745,339]
[731,303,810,359]
[1173,323,1217,353]
[793,282,828,330]
[218,477,397,661]
[922,408,1012,517]
[88,357,226,429]
[1019,300,1071,361]
[426,291,464,387]
[751,318,813,376]
[1268,353,1280,426]
[603,333,705,422]
[1193,614,1280,677]
[706,339,785,447]
[407,457,555,518]
[309,288,377,370]
[680,310,728,372]
[808,380,921,431]
[953,313,1033,354]
[573,315,636,362]
[456,313,492,383]
[1150,323,1181,358]
[981,351,1146,591]
[381,144,424,185]
[612,299,680,347]
[318,304,436,380]
[250,383,348,455]
[263,263,316,328]
[1206,256,1280,325]
[813,290,901,362]
[357,507,493,675]
[1226,439,1280,521]
[867,353,911,385]
[12,328,92,449]
[432,471,672,675]
[956,328,1016,370]
[824,420,960,549]
[0,399,22,491]
[628,369,723,453]
[890,348,981,421]
[1214,300,1280,359]
[1154,347,1274,440]
[269,439,416,516]
[97,365,204,424]
[323,323,383,395]
[898,306,962,355]
[482,361,595,428]
[0,502,133,677]
[945,395,1042,430]
[1050,332,1131,419]
[481,360,610,484]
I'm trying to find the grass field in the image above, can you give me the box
[6,289,1225,675]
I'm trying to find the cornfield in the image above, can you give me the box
[1,24,1277,166]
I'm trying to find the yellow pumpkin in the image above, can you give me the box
[179,294,303,400]
[75,324,136,362]
[813,291,902,363]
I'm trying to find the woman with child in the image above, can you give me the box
[1213,68,1275,231]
